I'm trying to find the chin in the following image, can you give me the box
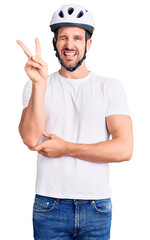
[62,60,78,68]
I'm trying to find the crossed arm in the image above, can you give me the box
[17,38,133,163]
[28,115,133,163]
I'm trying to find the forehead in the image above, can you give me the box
[57,26,85,36]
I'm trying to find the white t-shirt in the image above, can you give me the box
[22,71,130,200]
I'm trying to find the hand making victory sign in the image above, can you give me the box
[16,38,48,84]
[17,38,68,158]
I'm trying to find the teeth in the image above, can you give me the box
[64,52,76,56]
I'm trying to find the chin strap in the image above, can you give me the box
[53,31,88,72]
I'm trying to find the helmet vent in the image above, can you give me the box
[85,10,88,12]
[68,7,74,15]
[58,10,64,18]
[77,11,84,18]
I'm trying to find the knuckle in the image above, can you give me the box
[26,61,30,66]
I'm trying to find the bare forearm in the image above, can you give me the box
[19,82,46,147]
[66,138,132,163]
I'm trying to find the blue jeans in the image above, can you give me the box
[33,194,112,240]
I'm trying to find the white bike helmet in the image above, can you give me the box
[49,4,95,72]
[50,4,95,36]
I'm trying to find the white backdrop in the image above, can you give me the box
[0,0,150,239]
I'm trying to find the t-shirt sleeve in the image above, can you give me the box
[105,79,130,117]
[22,79,32,110]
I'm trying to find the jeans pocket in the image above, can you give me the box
[92,198,112,213]
[33,196,58,213]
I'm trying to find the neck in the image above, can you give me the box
[59,61,90,79]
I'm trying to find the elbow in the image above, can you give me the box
[18,125,41,148]
[118,138,134,162]
[21,134,41,148]
[125,152,132,161]
[125,142,134,161]
[120,148,133,162]
[22,139,39,148]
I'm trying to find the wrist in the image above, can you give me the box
[32,80,47,90]
[65,141,77,157]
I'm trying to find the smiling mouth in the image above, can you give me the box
[62,50,77,59]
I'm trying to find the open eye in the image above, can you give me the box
[75,36,81,40]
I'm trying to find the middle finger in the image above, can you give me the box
[35,38,41,58]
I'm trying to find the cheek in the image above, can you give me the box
[56,42,63,52]
[78,45,86,55]
[56,44,61,53]
[78,41,86,50]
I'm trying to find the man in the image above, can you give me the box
[17,4,133,240]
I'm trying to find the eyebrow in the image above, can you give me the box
[59,34,84,39]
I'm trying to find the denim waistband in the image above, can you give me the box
[35,194,111,205]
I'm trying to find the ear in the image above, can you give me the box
[52,37,57,51]
[53,37,56,43]
[86,39,92,52]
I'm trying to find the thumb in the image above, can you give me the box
[43,132,53,138]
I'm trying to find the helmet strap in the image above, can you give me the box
[53,30,88,72]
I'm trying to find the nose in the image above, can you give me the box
[65,38,75,50]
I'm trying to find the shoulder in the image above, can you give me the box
[91,72,122,92]
[23,78,32,92]
[47,71,58,81]
[46,72,60,87]
[92,72,120,84]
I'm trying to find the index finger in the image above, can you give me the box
[16,40,32,58]
[35,38,41,58]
